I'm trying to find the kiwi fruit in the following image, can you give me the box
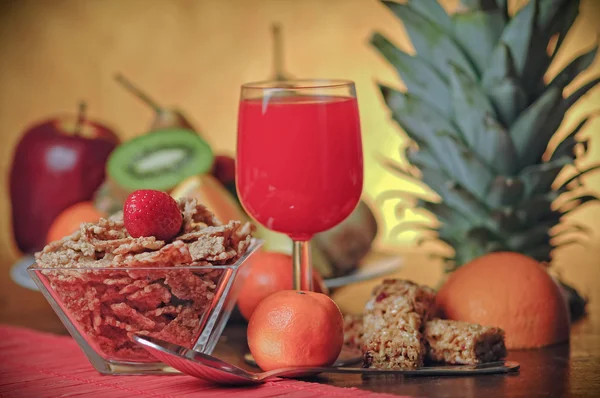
[107,128,213,192]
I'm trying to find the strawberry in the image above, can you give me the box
[123,190,182,241]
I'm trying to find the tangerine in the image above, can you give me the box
[46,202,106,243]
[247,290,343,371]
[436,252,570,349]
[236,251,327,321]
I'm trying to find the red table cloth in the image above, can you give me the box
[0,325,405,398]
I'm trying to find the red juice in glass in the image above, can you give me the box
[236,95,363,240]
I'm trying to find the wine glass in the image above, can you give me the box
[236,79,363,291]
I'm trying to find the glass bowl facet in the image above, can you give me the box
[28,238,262,375]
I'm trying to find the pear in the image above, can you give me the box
[312,201,379,277]
[115,73,198,133]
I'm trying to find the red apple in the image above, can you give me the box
[9,103,119,253]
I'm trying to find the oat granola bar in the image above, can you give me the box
[362,279,436,369]
[424,319,507,365]
[34,198,254,362]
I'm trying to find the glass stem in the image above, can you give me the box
[292,240,313,291]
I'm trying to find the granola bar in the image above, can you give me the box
[34,198,254,362]
[424,319,507,365]
[362,279,436,369]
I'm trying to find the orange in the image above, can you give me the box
[47,202,106,243]
[436,252,570,349]
[247,290,343,371]
[236,251,327,321]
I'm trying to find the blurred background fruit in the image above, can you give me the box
[93,181,124,216]
[236,251,327,321]
[46,202,106,244]
[106,127,213,196]
[436,252,570,349]
[210,155,237,200]
[9,103,119,253]
[170,174,247,223]
[313,200,379,277]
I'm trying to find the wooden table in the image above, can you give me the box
[1,255,599,397]
[215,316,600,398]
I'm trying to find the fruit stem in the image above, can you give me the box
[115,73,162,113]
[271,23,287,81]
[74,101,87,136]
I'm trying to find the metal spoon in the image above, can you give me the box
[133,335,520,386]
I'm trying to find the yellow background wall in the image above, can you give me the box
[0,0,599,314]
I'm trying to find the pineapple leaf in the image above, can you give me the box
[436,227,467,248]
[548,43,599,91]
[519,156,573,198]
[406,0,453,33]
[510,86,562,166]
[486,176,525,208]
[536,0,574,33]
[497,0,536,81]
[544,0,580,77]
[459,0,505,13]
[485,78,529,127]
[420,166,490,223]
[489,208,523,234]
[515,193,561,225]
[495,0,508,16]
[550,116,592,161]
[525,0,577,94]
[381,1,477,79]
[483,43,517,85]
[452,9,505,76]
[381,85,495,200]
[557,164,600,191]
[448,63,518,174]
[429,132,496,200]
[420,201,472,231]
[370,33,452,118]
[466,227,506,251]
[405,146,441,170]
[523,78,600,165]
[506,220,555,251]
[482,44,528,126]
[380,85,456,146]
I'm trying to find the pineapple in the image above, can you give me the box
[372,0,598,319]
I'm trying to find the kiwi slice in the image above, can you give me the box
[107,128,213,192]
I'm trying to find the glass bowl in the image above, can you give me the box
[28,238,262,375]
